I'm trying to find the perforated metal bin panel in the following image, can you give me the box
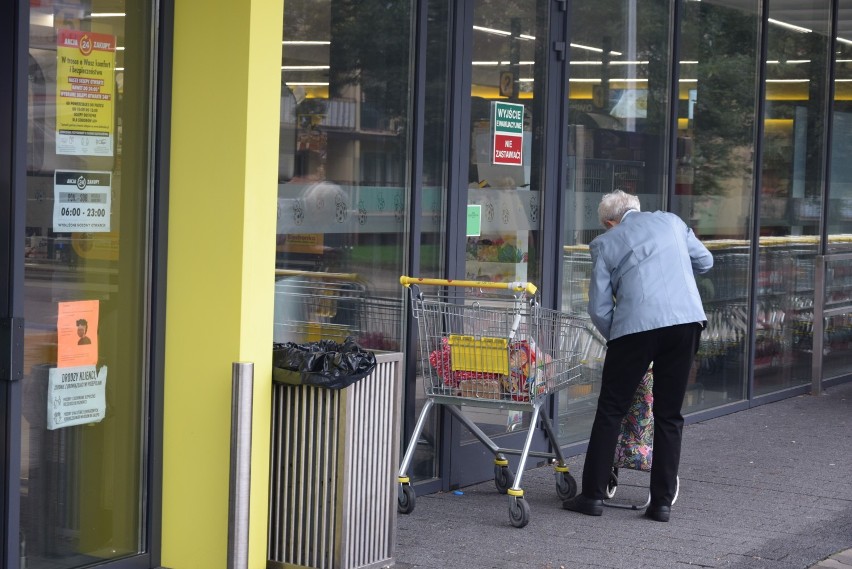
[268,352,403,569]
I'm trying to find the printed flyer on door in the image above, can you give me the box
[57,300,99,367]
[48,300,106,429]
[56,28,116,156]
[47,365,108,430]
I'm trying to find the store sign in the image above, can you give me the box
[56,28,116,156]
[53,170,112,232]
[499,71,514,98]
[466,204,482,237]
[492,102,524,166]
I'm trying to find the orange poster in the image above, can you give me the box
[57,300,99,367]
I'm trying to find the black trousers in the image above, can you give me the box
[581,322,703,506]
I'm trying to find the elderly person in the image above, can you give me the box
[563,190,713,522]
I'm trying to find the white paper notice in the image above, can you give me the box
[53,170,112,232]
[47,365,107,430]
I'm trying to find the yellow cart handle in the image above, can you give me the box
[399,275,537,296]
[275,269,361,281]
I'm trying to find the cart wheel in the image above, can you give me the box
[508,496,530,529]
[555,471,577,501]
[398,483,416,514]
[494,465,515,494]
[605,468,619,499]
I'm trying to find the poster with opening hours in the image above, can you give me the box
[56,28,116,156]
[53,170,112,232]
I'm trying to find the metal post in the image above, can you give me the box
[812,257,825,396]
[228,362,253,569]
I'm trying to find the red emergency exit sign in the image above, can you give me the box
[492,102,524,166]
[493,134,522,165]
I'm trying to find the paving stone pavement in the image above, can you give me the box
[395,381,852,569]
[810,549,852,568]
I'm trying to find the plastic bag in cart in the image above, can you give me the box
[272,337,377,389]
[504,339,555,401]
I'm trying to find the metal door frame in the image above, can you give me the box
[1,0,27,566]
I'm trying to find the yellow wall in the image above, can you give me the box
[164,0,283,567]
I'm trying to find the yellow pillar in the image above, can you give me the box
[163,0,283,567]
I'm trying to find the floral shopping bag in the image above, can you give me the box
[613,366,654,472]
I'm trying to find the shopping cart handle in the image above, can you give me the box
[399,276,537,295]
[275,269,361,281]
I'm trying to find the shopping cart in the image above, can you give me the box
[274,268,404,351]
[396,276,585,528]
[562,248,593,316]
[358,295,403,351]
[274,269,365,344]
[603,366,680,510]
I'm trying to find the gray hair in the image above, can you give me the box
[598,190,641,228]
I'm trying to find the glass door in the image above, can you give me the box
[558,0,677,445]
[20,1,157,567]
[450,0,556,486]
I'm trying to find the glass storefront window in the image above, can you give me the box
[675,0,761,410]
[829,1,852,252]
[273,0,413,353]
[754,1,832,396]
[24,1,154,567]
[820,255,852,378]
[817,1,852,381]
[559,0,674,444]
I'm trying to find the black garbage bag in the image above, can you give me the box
[272,337,377,389]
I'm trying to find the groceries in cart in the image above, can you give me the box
[427,336,554,401]
[506,339,555,399]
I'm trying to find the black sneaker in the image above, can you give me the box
[562,494,603,516]
[643,505,671,522]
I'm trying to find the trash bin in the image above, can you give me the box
[272,337,377,389]
[267,346,402,569]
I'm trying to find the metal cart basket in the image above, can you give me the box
[274,269,402,351]
[396,276,584,528]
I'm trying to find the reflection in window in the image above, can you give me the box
[830,0,852,250]
[675,0,760,410]
[822,0,852,379]
[754,1,832,396]
[274,0,413,353]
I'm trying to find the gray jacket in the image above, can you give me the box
[587,210,713,342]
